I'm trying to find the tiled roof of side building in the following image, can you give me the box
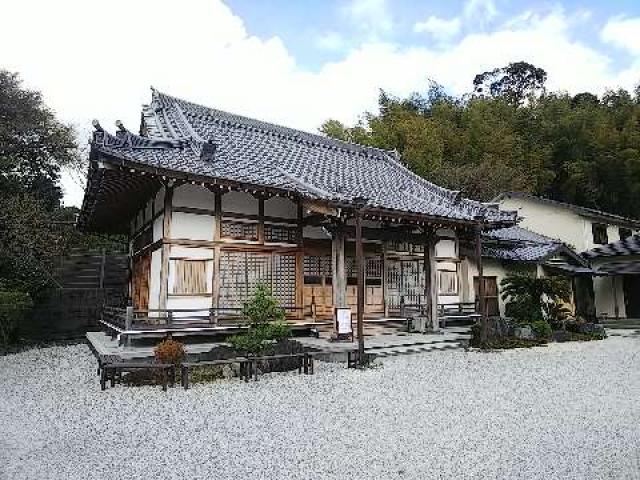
[483,226,573,262]
[583,234,640,259]
[85,89,518,226]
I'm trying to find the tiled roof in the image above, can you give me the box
[493,192,640,228]
[483,226,566,262]
[583,234,640,259]
[86,89,517,226]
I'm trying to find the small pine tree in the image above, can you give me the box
[242,283,285,328]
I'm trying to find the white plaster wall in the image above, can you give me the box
[264,196,297,219]
[171,212,214,241]
[148,249,162,310]
[221,191,258,215]
[435,239,456,258]
[167,296,213,317]
[173,184,215,210]
[153,213,164,242]
[170,246,214,260]
[498,197,589,251]
[154,187,165,212]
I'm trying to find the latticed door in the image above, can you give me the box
[218,250,296,310]
[385,259,425,310]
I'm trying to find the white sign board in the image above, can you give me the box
[336,308,352,334]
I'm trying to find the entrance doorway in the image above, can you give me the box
[623,275,640,318]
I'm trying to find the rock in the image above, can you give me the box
[514,325,534,340]
[552,330,572,343]
[221,365,234,379]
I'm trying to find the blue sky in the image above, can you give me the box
[1,0,639,205]
[228,0,640,75]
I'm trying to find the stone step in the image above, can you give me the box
[368,341,464,358]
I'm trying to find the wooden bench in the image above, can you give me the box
[100,359,175,391]
[180,357,251,389]
[245,352,314,381]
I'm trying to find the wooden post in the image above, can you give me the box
[159,185,174,312]
[332,225,346,309]
[423,229,439,332]
[355,207,365,363]
[382,241,388,318]
[125,305,133,346]
[296,201,304,320]
[475,218,487,344]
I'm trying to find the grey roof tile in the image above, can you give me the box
[89,90,519,225]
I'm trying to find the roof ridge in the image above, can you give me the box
[151,89,476,209]
[151,89,396,159]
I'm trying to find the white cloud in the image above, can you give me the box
[342,0,392,37]
[0,1,637,206]
[464,0,498,22]
[414,16,461,39]
[601,16,640,55]
[316,31,345,51]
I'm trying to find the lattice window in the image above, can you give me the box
[272,254,296,307]
[173,260,208,295]
[221,220,258,240]
[264,224,299,244]
[366,257,382,278]
[219,251,296,309]
[304,256,332,276]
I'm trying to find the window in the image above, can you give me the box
[619,228,632,240]
[439,270,458,295]
[592,223,608,245]
[173,260,208,295]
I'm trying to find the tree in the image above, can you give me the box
[0,70,79,209]
[500,275,572,324]
[473,61,547,106]
[0,70,80,296]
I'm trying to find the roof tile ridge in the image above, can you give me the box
[154,89,398,159]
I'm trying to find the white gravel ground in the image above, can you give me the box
[1,338,640,480]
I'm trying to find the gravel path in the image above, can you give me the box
[1,338,640,480]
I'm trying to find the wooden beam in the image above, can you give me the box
[158,185,174,311]
[332,224,346,309]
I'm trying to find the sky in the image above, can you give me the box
[1,0,639,207]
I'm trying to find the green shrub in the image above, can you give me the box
[501,275,571,324]
[263,321,291,342]
[229,330,266,354]
[242,283,285,327]
[0,291,33,348]
[530,320,552,339]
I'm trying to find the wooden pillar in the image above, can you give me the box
[212,191,222,317]
[475,220,487,344]
[332,226,346,309]
[423,229,439,332]
[355,209,365,361]
[296,201,304,320]
[382,241,388,318]
[158,185,174,312]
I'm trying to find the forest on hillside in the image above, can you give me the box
[320,62,640,219]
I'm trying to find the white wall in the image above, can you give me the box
[498,196,634,252]
[173,184,215,210]
[264,196,297,219]
[221,191,258,215]
[171,212,214,240]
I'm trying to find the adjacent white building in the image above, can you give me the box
[494,192,640,320]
